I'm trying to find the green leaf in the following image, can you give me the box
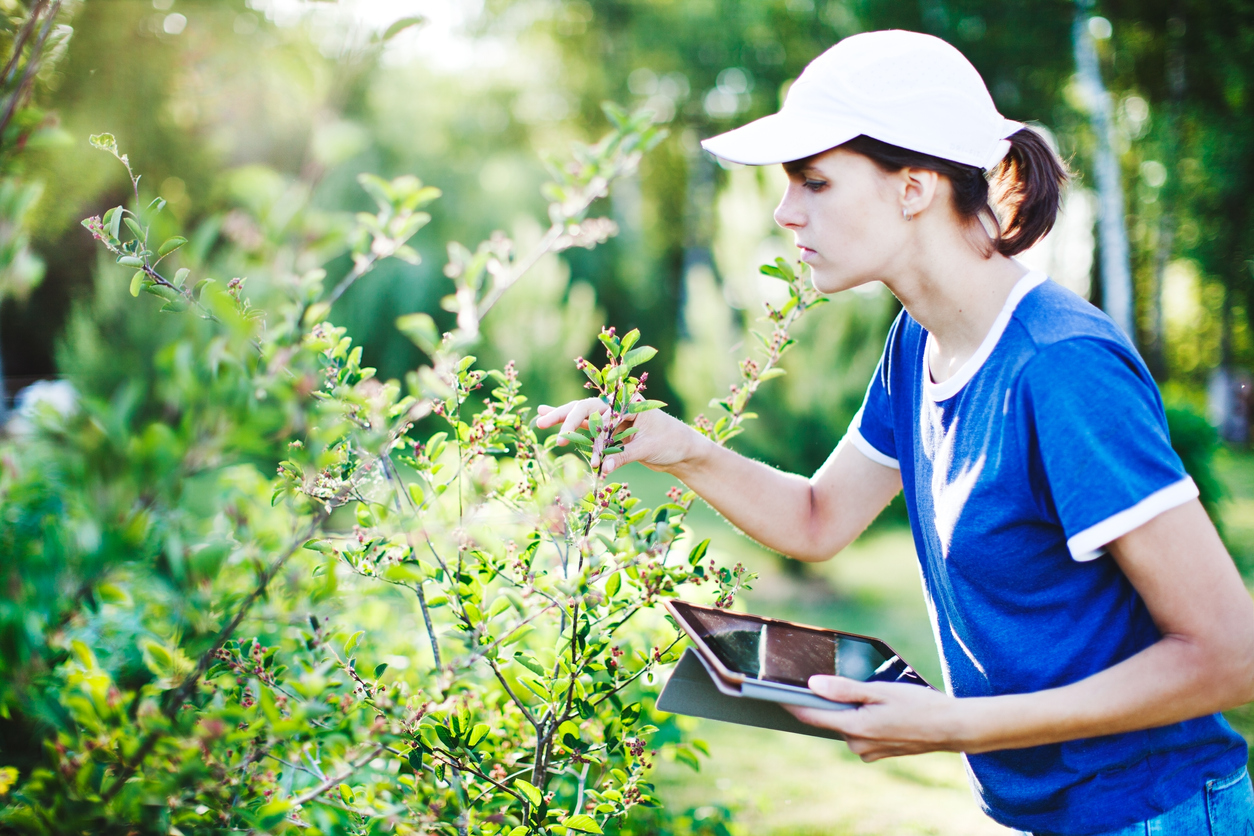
[97,583,131,605]
[396,312,440,354]
[621,346,657,367]
[487,595,512,619]
[384,562,427,583]
[563,814,604,834]
[254,800,291,830]
[603,364,627,386]
[687,538,710,567]
[605,572,621,598]
[106,205,123,240]
[143,640,174,676]
[407,745,424,771]
[70,639,95,669]
[514,779,542,807]
[345,630,364,654]
[620,328,640,352]
[514,652,545,676]
[507,828,529,836]
[757,367,786,381]
[123,217,145,241]
[129,271,144,297]
[675,748,701,771]
[374,662,388,679]
[559,720,581,747]
[89,133,118,154]
[468,723,490,747]
[117,255,144,268]
[383,15,424,40]
[627,399,666,414]
[339,783,355,804]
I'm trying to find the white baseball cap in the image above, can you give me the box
[701,30,1023,171]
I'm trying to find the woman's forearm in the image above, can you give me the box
[956,503,1254,753]
[957,629,1254,754]
[663,435,900,562]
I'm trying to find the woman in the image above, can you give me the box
[537,30,1254,835]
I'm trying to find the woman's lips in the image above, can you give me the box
[798,246,817,263]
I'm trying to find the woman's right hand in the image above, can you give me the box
[535,398,706,477]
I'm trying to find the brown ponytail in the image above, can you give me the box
[841,127,1068,257]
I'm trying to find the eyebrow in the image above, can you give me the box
[783,156,820,176]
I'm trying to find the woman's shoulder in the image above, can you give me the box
[1012,280,1159,398]
[1014,277,1131,355]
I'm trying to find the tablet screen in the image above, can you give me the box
[670,602,927,688]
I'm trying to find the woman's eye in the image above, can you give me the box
[803,179,827,192]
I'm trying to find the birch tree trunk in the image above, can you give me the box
[1145,10,1186,379]
[1073,3,1135,342]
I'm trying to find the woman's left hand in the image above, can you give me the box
[785,676,970,761]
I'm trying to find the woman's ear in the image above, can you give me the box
[899,167,940,218]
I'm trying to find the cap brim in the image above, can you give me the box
[700,112,860,166]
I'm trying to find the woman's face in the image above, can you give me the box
[773,146,913,295]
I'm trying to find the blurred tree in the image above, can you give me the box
[1101,0,1254,385]
[0,0,75,416]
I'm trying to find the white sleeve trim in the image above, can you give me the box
[1066,477,1199,562]
[845,410,900,470]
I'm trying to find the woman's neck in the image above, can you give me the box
[883,236,1027,386]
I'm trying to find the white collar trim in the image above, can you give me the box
[923,270,1047,402]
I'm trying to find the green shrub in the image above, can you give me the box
[0,106,829,835]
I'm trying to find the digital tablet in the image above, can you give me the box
[664,600,934,710]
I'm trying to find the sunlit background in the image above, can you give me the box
[4,1,1254,832]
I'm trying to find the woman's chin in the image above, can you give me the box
[809,268,864,296]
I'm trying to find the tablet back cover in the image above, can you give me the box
[656,648,845,741]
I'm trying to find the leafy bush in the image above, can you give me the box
[0,105,824,835]
[1164,402,1226,542]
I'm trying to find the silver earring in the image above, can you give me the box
[902,207,913,221]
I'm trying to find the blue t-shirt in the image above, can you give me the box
[848,270,1247,834]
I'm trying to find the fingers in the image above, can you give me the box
[535,401,576,429]
[782,702,858,733]
[601,433,644,476]
[535,398,608,445]
[808,675,879,706]
[558,398,609,445]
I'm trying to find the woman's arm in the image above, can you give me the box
[535,399,902,562]
[786,499,1254,759]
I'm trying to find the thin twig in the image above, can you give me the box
[325,252,379,307]
[289,744,387,807]
[589,635,682,709]
[0,0,58,139]
[0,0,46,86]
[487,657,538,728]
[381,454,443,669]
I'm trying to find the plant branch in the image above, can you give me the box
[289,743,387,807]
[101,481,357,802]
[487,658,538,727]
[0,0,57,140]
[0,0,46,86]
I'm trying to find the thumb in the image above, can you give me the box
[601,437,647,477]
[808,675,877,705]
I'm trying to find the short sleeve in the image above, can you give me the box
[1020,338,1197,561]
[847,319,901,470]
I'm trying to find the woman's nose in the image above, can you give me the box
[773,184,804,229]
